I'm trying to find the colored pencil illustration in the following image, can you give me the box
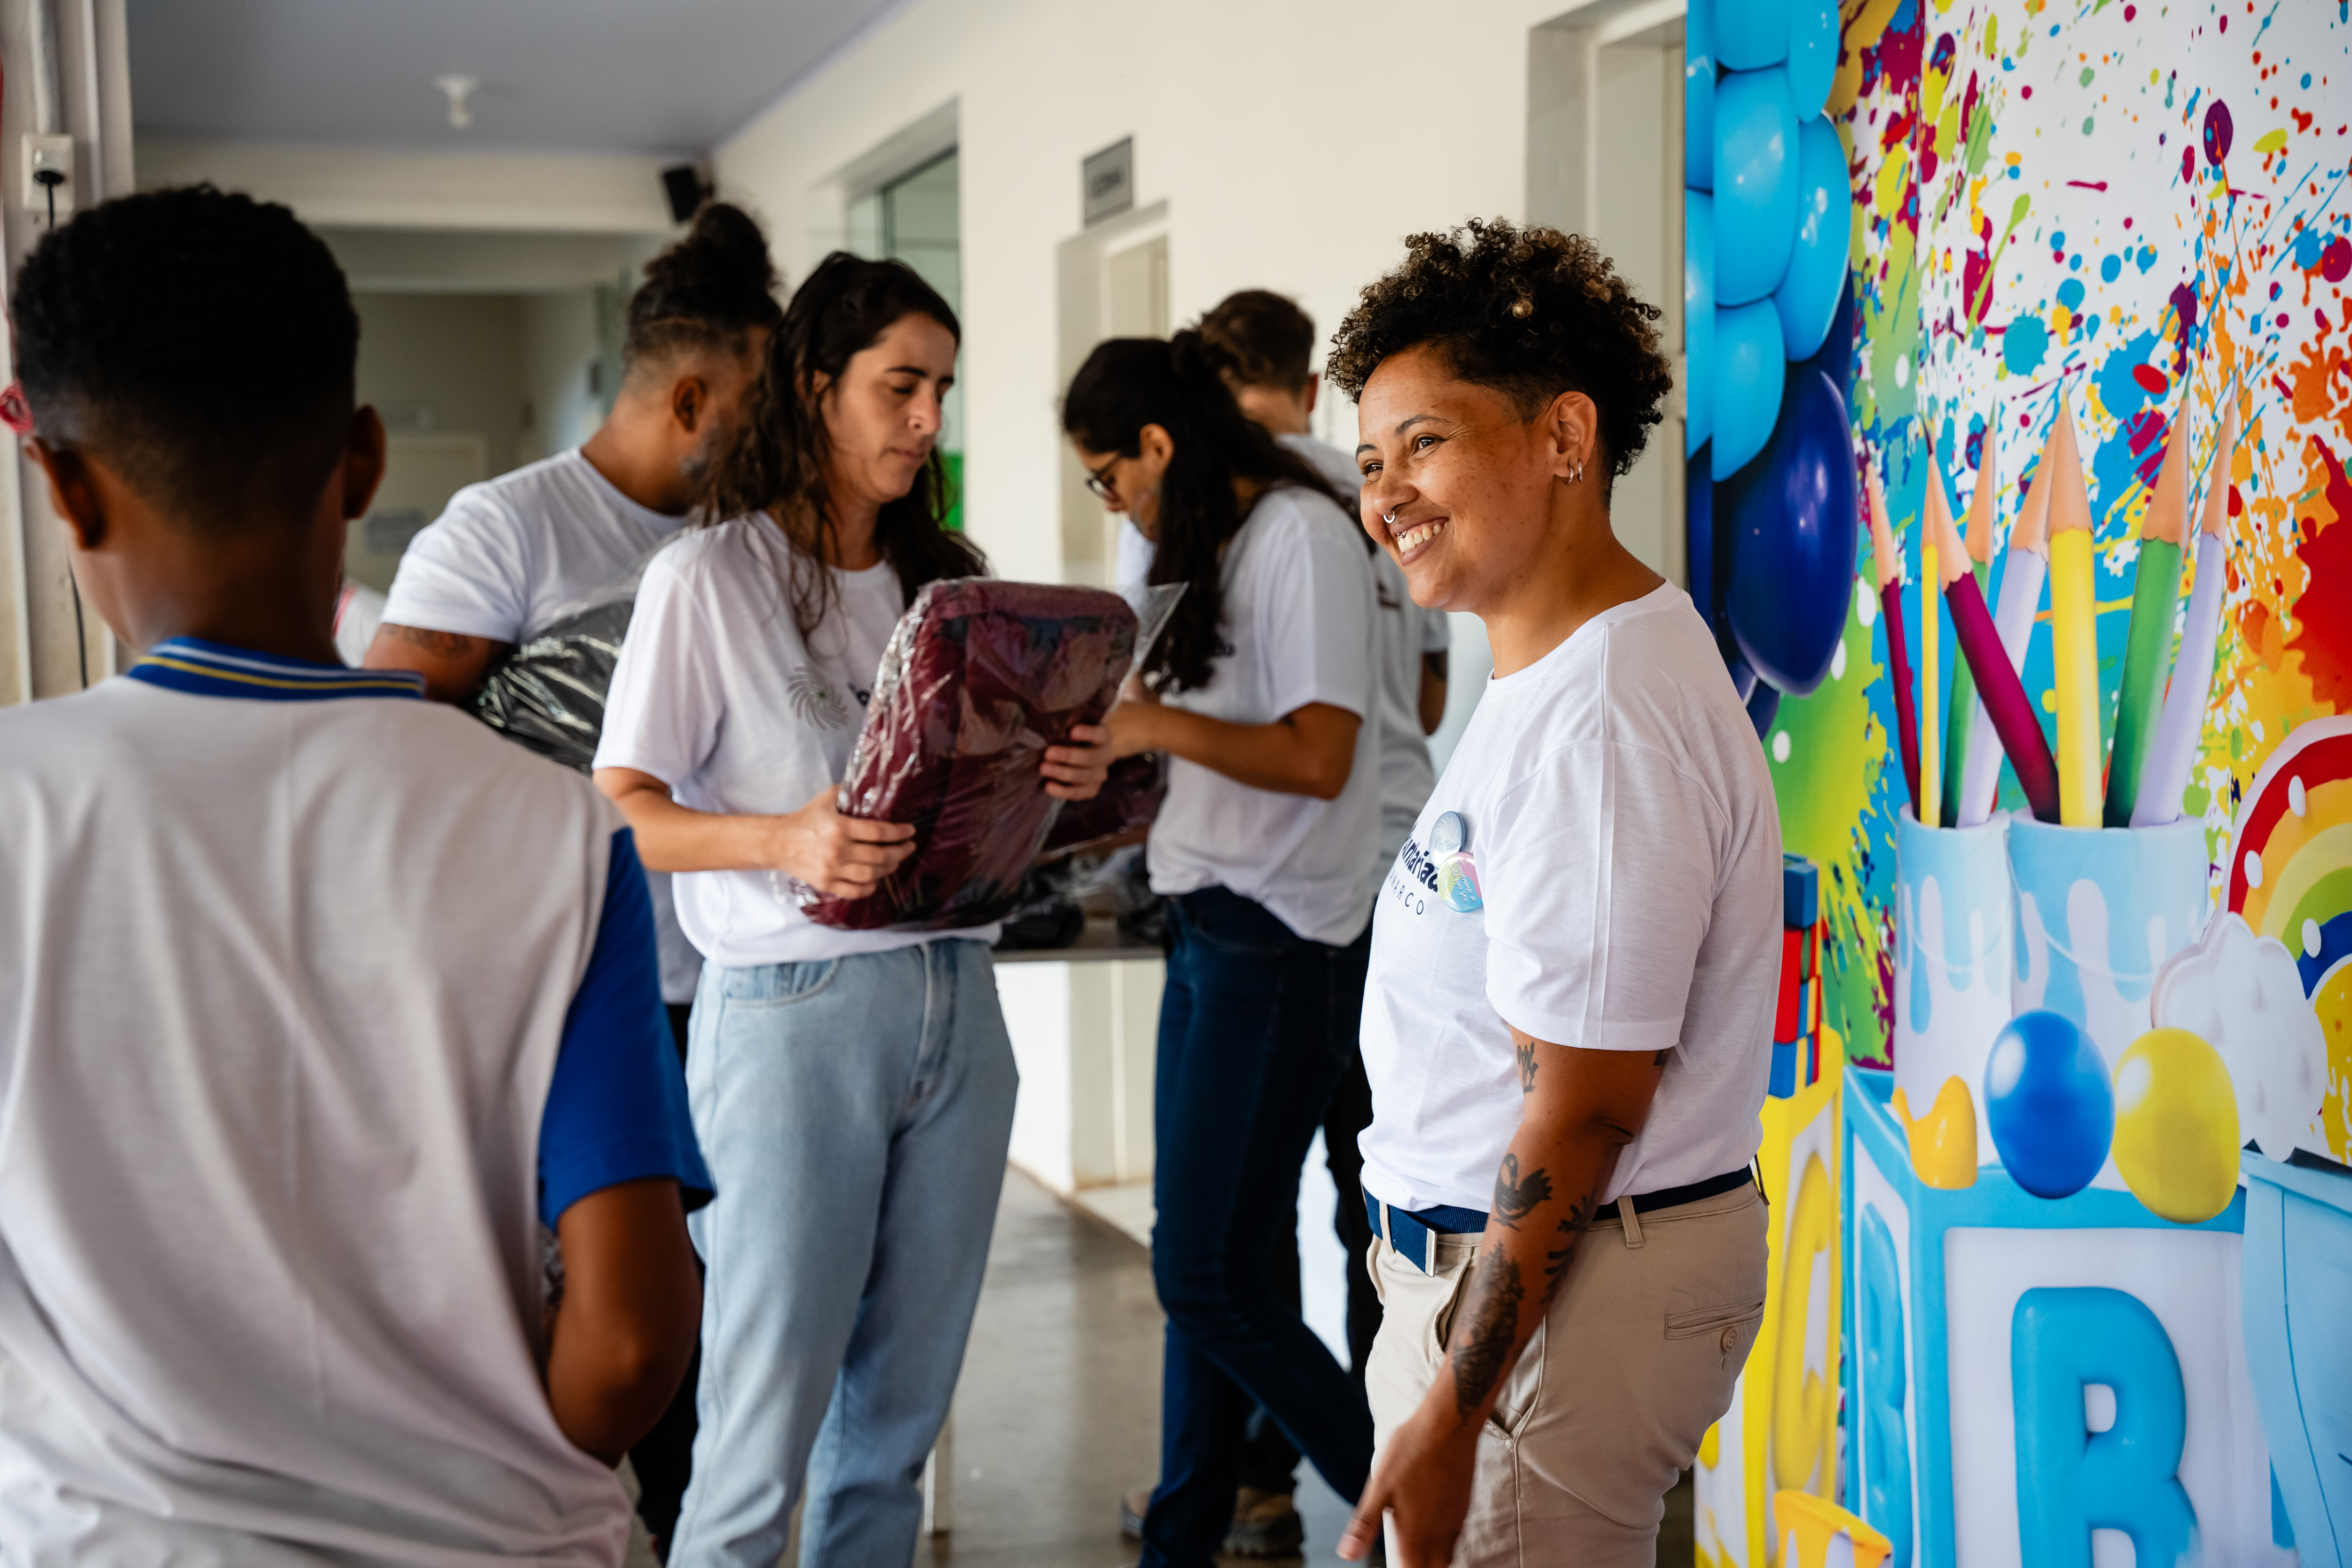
[1936,452,2061,825]
[2044,399,2101,828]
[2103,396,2191,826]
[2132,400,2238,828]
[1943,422,1996,823]
[1868,460,1922,813]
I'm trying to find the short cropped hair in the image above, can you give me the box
[1198,289,1316,389]
[14,184,358,534]
[622,202,783,380]
[1327,218,1673,486]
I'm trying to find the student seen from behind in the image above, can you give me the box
[0,184,709,1565]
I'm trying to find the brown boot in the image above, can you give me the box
[1222,1487,1304,1558]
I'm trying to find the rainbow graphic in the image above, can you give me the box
[2229,716,2352,1165]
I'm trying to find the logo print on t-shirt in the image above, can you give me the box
[786,666,851,728]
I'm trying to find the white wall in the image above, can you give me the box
[713,0,1637,588]
[353,293,528,472]
[520,288,607,462]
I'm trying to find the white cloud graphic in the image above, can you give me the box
[2152,912,2327,1161]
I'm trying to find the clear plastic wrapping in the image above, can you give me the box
[805,578,1178,932]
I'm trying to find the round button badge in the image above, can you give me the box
[1430,811,1466,855]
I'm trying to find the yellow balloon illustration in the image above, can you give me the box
[1891,1076,1979,1189]
[2111,1028,2241,1224]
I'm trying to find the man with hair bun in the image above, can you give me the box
[367,198,781,1559]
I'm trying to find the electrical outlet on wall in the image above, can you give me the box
[23,134,73,221]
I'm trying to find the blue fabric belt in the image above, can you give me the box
[1366,1167,1757,1274]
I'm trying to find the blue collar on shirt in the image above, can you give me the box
[125,637,427,702]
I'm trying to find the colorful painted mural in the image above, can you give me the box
[1764,0,2352,1127]
[1692,2,2350,1563]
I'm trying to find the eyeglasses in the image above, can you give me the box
[1084,455,1122,503]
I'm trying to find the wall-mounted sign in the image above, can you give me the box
[1082,137,1133,227]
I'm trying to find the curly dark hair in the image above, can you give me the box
[1061,330,1345,693]
[696,251,983,638]
[1326,218,1672,494]
[622,201,785,379]
[14,183,357,534]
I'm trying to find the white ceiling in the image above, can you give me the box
[127,0,904,157]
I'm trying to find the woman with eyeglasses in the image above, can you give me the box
[1065,332,1380,1568]
[595,254,1111,1568]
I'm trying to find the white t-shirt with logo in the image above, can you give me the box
[1276,433,1449,889]
[384,447,704,1002]
[596,517,997,966]
[1359,583,1781,1214]
[1147,485,1380,947]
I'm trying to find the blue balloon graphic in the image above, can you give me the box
[1714,68,1798,307]
[1685,190,1715,456]
[1711,299,1785,479]
[1785,0,1839,114]
[1774,113,1853,362]
[1687,445,1716,628]
[1717,0,1789,71]
[1985,1011,2115,1200]
[1721,363,1858,693]
[1687,0,1717,190]
[1801,274,1855,394]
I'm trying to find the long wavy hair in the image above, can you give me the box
[1061,329,1344,692]
[697,251,984,637]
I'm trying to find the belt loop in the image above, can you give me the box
[1617,1195,1645,1249]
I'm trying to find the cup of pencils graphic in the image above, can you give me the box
[1893,806,2011,1168]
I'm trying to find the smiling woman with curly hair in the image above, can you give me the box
[1331,220,1783,1568]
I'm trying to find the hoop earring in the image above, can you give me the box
[1567,462,1585,485]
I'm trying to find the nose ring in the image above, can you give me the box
[1383,510,1397,525]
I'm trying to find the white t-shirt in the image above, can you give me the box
[382,448,685,644]
[1275,433,1449,889]
[332,578,386,668]
[596,517,997,965]
[383,446,704,1003]
[1148,485,1380,947]
[1359,583,1782,1214]
[0,641,707,1565]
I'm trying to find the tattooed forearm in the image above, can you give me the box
[1541,1188,1602,1300]
[1517,1039,1539,1094]
[393,626,484,657]
[1491,1153,1553,1229]
[1448,1250,1525,1420]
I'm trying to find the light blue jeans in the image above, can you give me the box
[667,939,1017,1568]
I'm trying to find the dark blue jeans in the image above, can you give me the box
[1141,887,1375,1568]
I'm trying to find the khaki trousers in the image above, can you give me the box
[1364,1184,1767,1567]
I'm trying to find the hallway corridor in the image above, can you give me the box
[625,1168,1692,1567]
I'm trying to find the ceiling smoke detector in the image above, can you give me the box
[434,75,478,130]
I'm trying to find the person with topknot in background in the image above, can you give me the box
[366,201,782,1554]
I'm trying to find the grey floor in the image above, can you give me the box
[625,1167,1692,1567]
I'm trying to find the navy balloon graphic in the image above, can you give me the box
[1714,67,1797,306]
[1773,113,1852,362]
[1687,445,1716,630]
[1686,190,1715,456]
[1712,298,1785,479]
[1720,362,1857,694]
[1985,1011,2115,1200]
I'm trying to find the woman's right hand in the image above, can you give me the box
[766,785,916,899]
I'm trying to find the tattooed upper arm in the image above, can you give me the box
[1516,1038,1538,1094]
[394,625,486,657]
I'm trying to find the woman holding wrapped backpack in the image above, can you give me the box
[594,254,1110,1568]
[1064,333,1382,1568]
